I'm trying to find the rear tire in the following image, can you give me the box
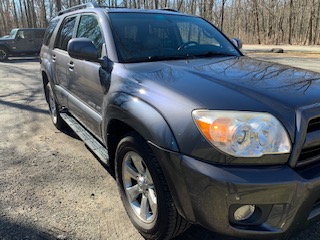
[0,47,8,61]
[115,132,190,240]
[46,83,65,130]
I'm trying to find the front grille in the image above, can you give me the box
[308,198,320,220]
[296,117,320,167]
[307,117,320,132]
[297,146,320,167]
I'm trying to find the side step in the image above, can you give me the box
[60,113,109,166]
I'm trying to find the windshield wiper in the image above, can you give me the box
[194,51,236,58]
[124,55,193,63]
[123,52,235,63]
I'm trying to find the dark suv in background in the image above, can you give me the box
[40,2,320,240]
[0,28,45,61]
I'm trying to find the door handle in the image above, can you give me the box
[52,54,56,62]
[68,61,74,70]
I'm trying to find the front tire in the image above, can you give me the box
[115,132,190,239]
[0,47,8,61]
[46,83,65,130]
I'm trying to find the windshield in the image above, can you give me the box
[9,29,18,38]
[109,13,240,63]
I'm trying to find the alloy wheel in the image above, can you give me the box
[122,151,158,223]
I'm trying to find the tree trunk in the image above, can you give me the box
[40,0,47,27]
[56,0,62,12]
[288,0,293,44]
[220,0,226,31]
[253,0,261,44]
[18,0,25,27]
[23,0,31,27]
[0,1,8,34]
[30,0,37,28]
[12,0,19,27]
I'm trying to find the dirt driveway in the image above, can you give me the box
[0,51,320,240]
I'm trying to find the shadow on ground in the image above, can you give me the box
[174,225,238,240]
[0,217,59,240]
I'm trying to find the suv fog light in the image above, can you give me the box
[234,205,255,221]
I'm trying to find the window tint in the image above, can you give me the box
[55,16,77,51]
[76,15,104,55]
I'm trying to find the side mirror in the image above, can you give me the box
[231,38,242,49]
[68,38,98,61]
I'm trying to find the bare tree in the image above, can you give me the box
[12,0,19,27]
[0,0,319,45]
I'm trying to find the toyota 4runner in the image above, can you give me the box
[40,2,320,240]
[0,28,45,61]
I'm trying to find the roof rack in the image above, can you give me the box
[58,2,99,16]
[160,8,179,12]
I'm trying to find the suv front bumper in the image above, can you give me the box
[152,145,320,239]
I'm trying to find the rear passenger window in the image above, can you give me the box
[76,15,104,56]
[43,20,59,46]
[55,16,77,51]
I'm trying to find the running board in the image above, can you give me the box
[60,113,109,166]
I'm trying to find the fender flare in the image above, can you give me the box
[0,44,11,54]
[41,58,60,103]
[103,92,179,152]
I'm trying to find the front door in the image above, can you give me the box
[15,30,35,53]
[67,14,106,137]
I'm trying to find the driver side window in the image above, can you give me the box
[76,14,104,56]
[17,30,32,40]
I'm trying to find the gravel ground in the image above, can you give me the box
[243,44,320,73]
[0,50,319,240]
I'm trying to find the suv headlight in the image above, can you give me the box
[192,110,291,157]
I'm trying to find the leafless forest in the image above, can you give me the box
[0,0,320,45]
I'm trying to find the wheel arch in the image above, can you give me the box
[0,44,11,53]
[41,56,55,103]
[42,71,50,103]
[103,93,179,169]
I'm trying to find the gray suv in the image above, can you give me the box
[40,2,320,240]
[0,28,45,61]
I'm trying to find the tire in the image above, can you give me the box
[46,83,66,130]
[0,47,8,61]
[115,132,190,240]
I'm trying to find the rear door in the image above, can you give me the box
[67,13,105,137]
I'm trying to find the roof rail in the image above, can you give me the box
[160,8,179,12]
[58,2,99,16]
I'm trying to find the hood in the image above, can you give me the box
[0,38,13,43]
[123,56,320,142]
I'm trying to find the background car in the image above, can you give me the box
[0,28,46,61]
